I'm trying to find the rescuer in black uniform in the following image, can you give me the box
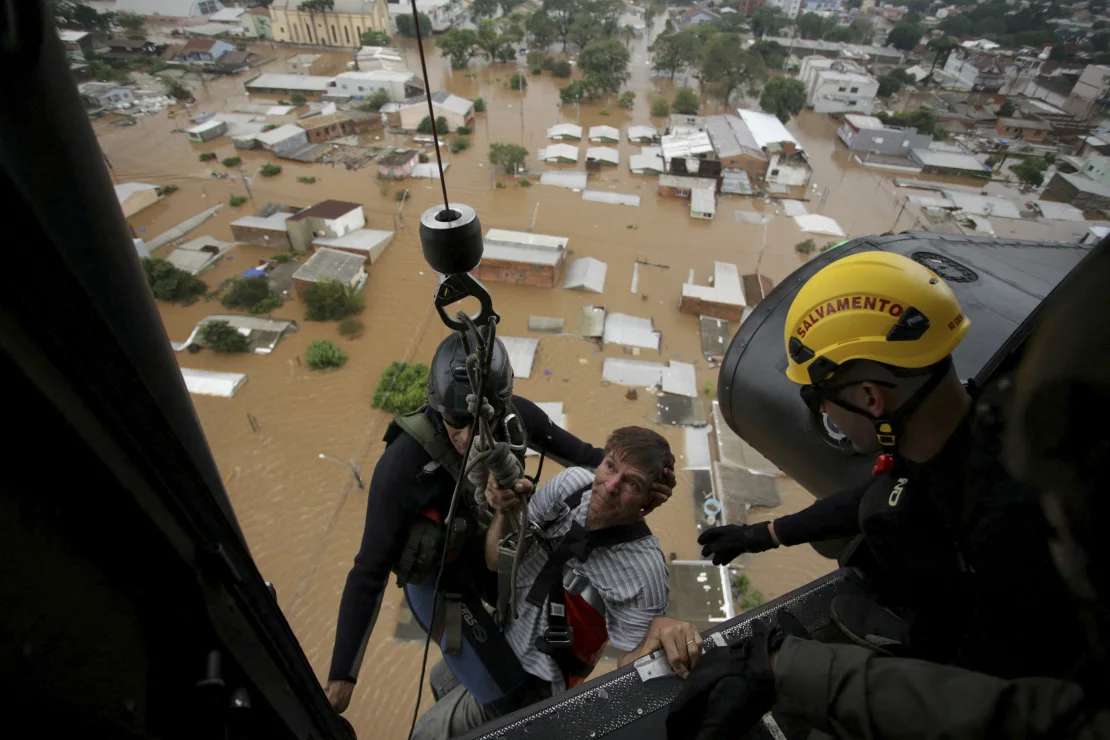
[669,243,1110,740]
[698,251,1083,679]
[325,333,674,715]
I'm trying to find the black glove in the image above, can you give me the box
[667,612,809,740]
[698,523,777,565]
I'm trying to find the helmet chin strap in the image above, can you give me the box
[828,359,952,455]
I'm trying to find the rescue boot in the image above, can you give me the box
[830,593,912,656]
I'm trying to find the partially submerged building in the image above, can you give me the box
[836,114,931,156]
[538,144,579,164]
[287,200,365,252]
[395,91,474,131]
[602,313,660,351]
[174,315,298,355]
[737,108,811,190]
[300,111,376,144]
[244,73,335,98]
[680,261,745,320]
[166,236,234,275]
[114,182,160,218]
[474,229,568,288]
[269,0,392,48]
[253,124,309,155]
[327,69,422,101]
[230,210,294,249]
[377,149,420,178]
[312,229,393,264]
[798,57,879,114]
[1042,171,1110,214]
[585,147,620,167]
[563,256,607,293]
[291,248,368,296]
[547,123,583,141]
[186,118,228,143]
[909,146,991,178]
[588,125,619,143]
[627,125,658,143]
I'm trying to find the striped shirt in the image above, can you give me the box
[505,467,669,689]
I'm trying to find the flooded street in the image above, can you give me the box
[92,28,944,737]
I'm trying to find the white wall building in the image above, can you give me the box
[799,57,879,114]
[329,70,420,101]
[386,0,467,33]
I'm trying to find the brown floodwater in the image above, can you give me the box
[90,28,964,737]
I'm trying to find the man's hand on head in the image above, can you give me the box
[485,478,534,513]
[643,465,676,514]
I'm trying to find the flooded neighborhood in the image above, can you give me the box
[64,0,1110,736]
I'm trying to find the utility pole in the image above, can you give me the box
[239,166,254,203]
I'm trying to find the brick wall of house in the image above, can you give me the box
[230,224,292,249]
[474,259,556,288]
[678,296,743,322]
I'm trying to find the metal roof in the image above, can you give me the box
[627,125,657,141]
[539,144,579,162]
[187,119,225,134]
[629,153,664,173]
[313,229,394,263]
[499,336,539,379]
[998,117,1052,130]
[563,257,607,293]
[603,313,660,350]
[588,125,619,141]
[585,147,620,165]
[691,187,716,215]
[114,182,158,202]
[1034,200,1085,221]
[292,248,365,284]
[794,214,846,237]
[246,74,334,92]
[1056,171,1110,197]
[600,359,697,397]
[539,171,588,189]
[181,368,246,398]
[661,129,713,160]
[482,228,567,266]
[943,191,1022,219]
[209,7,244,21]
[546,123,582,140]
[910,148,991,173]
[582,190,640,206]
[289,199,362,221]
[684,426,711,470]
[254,124,306,146]
[736,108,801,152]
[231,212,292,231]
[337,69,415,84]
[58,30,89,42]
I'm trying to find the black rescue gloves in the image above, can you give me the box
[666,611,809,740]
[698,523,777,565]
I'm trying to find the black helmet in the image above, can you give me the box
[427,333,514,426]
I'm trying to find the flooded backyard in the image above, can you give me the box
[90,27,971,737]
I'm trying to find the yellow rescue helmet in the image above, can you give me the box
[784,251,970,385]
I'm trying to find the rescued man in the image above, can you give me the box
[412,425,702,738]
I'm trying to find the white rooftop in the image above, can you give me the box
[114,182,159,202]
[627,125,657,141]
[181,368,246,399]
[736,108,802,152]
[943,190,1021,219]
[411,162,451,179]
[255,124,305,145]
[691,187,716,215]
[563,257,607,293]
[499,336,539,379]
[661,129,714,160]
[540,171,588,189]
[586,147,620,165]
[313,229,394,263]
[539,144,579,162]
[1034,200,1086,222]
[482,228,568,266]
[794,214,846,237]
[547,123,583,140]
[246,74,335,92]
[187,119,225,134]
[629,152,664,173]
[911,148,991,173]
[293,247,366,284]
[844,113,884,130]
[588,125,620,141]
[582,190,640,206]
[603,312,660,351]
[682,261,744,306]
[231,212,293,231]
[59,30,89,42]
[337,69,415,83]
